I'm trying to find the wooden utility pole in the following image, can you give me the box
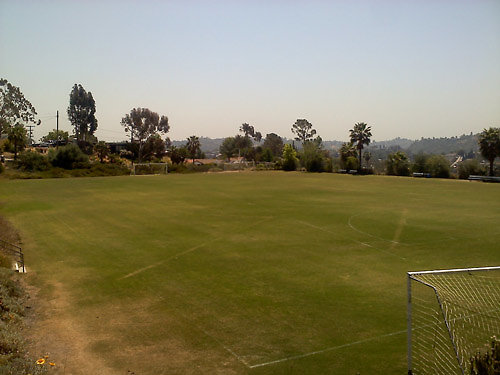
[56,110,59,149]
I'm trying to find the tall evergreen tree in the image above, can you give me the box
[67,84,98,144]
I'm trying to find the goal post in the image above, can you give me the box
[131,163,168,175]
[407,266,500,375]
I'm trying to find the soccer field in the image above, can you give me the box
[1,172,499,374]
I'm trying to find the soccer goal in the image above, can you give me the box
[407,266,500,375]
[131,163,168,175]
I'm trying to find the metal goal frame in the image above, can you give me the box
[407,266,500,375]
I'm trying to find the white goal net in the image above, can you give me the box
[132,163,168,175]
[407,266,500,375]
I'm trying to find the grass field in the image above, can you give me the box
[0,172,499,374]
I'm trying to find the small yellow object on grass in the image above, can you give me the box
[49,362,56,366]
[36,358,45,365]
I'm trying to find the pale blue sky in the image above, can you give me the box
[1,0,499,142]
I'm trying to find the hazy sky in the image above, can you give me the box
[1,0,499,142]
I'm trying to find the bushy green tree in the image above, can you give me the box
[263,133,284,157]
[291,119,316,144]
[300,141,326,172]
[282,144,298,171]
[345,156,359,171]
[478,127,500,176]
[0,78,39,138]
[143,134,166,161]
[259,148,273,162]
[426,155,450,178]
[120,107,169,162]
[219,137,236,161]
[412,153,429,173]
[386,151,410,176]
[49,144,88,169]
[168,145,188,164]
[458,159,486,179]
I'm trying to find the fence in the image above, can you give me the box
[0,238,25,273]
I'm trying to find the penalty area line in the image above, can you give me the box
[248,329,406,369]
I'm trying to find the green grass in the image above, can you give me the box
[0,172,499,374]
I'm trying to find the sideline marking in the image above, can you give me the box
[248,329,406,368]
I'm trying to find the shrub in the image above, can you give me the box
[345,156,359,171]
[386,151,411,176]
[458,159,487,179]
[470,337,500,375]
[282,144,298,171]
[426,155,450,178]
[15,151,50,172]
[300,142,326,172]
[49,144,88,169]
[412,153,429,173]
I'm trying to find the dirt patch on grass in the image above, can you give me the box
[0,215,21,245]
[24,278,118,375]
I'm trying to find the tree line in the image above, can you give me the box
[1,77,499,178]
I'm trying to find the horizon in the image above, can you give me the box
[1,1,499,143]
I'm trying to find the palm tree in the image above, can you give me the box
[349,122,372,169]
[186,135,201,163]
[478,127,500,176]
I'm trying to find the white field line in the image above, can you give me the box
[118,241,216,280]
[297,220,407,261]
[248,329,406,368]
[119,216,274,280]
[347,213,401,245]
[191,325,252,368]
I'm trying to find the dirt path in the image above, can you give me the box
[25,278,119,375]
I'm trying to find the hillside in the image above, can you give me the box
[169,133,481,157]
[406,133,479,155]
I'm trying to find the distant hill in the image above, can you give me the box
[371,137,414,150]
[172,137,225,153]
[406,133,479,155]
[170,132,481,157]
